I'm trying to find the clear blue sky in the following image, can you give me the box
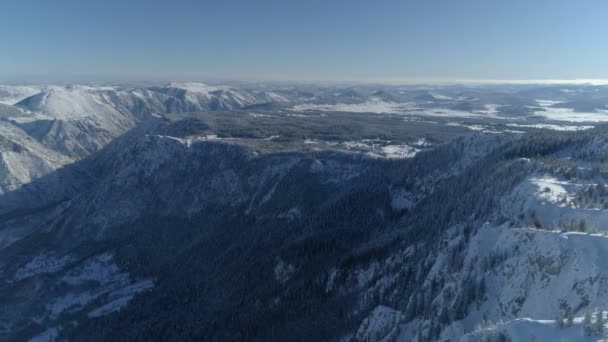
[1,0,607,82]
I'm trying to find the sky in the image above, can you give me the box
[1,0,608,83]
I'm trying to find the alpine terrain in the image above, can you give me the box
[1,82,608,342]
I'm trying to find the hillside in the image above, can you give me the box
[1,83,608,340]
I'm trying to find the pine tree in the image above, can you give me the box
[416,328,424,342]
[595,311,605,336]
[565,307,574,327]
[555,310,565,329]
[583,311,593,336]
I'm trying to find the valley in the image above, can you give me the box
[0,82,608,341]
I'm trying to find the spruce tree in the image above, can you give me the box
[583,311,593,336]
[595,311,604,336]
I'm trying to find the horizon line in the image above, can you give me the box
[3,77,608,87]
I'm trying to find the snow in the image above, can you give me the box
[9,85,142,158]
[507,123,594,131]
[461,225,608,326]
[87,296,134,318]
[412,138,431,147]
[390,188,414,210]
[248,113,275,118]
[61,252,124,285]
[46,253,154,319]
[530,176,572,203]
[166,82,264,107]
[373,216,608,340]
[17,86,124,121]
[412,186,608,341]
[293,99,415,114]
[274,258,296,284]
[5,82,608,341]
[446,122,511,134]
[531,102,608,122]
[379,145,419,158]
[430,93,453,100]
[152,134,231,148]
[355,305,404,342]
[87,279,154,318]
[0,121,72,194]
[477,104,501,115]
[292,96,608,124]
[0,85,40,105]
[29,327,59,342]
[462,316,603,342]
[48,291,99,318]
[416,107,492,119]
[3,83,269,157]
[341,139,421,159]
[447,122,488,131]
[502,175,608,232]
[263,91,291,102]
[154,134,420,159]
[536,99,564,107]
[168,82,225,94]
[15,254,74,281]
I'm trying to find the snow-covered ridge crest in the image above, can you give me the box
[168,81,227,93]
[0,84,41,105]
[387,223,608,341]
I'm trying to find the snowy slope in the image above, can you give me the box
[339,133,608,341]
[0,85,40,105]
[149,82,291,112]
[0,251,153,339]
[461,317,599,342]
[350,220,608,341]
[396,166,608,340]
[14,85,147,158]
[0,120,72,194]
[3,84,608,340]
[10,83,291,158]
[461,226,608,324]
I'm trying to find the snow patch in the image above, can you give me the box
[0,85,40,105]
[507,123,594,131]
[274,258,295,284]
[536,107,608,123]
[87,279,155,318]
[46,253,154,319]
[379,145,419,159]
[390,188,414,210]
[536,99,563,107]
[294,99,415,114]
[29,327,59,342]
[530,176,573,204]
[15,254,74,281]
[355,305,404,342]
[462,315,604,342]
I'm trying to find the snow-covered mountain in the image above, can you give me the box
[0,120,72,195]
[3,81,606,161]
[6,83,292,158]
[0,85,40,105]
[148,82,292,112]
[344,132,608,342]
[0,121,573,340]
[3,83,608,340]
[10,85,143,158]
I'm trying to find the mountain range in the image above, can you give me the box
[1,82,608,341]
